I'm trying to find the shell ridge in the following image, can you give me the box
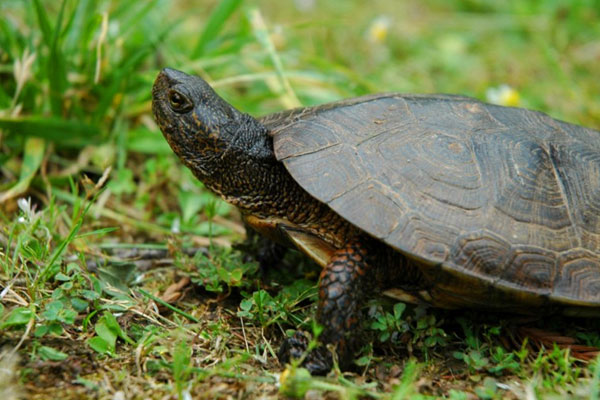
[279,141,342,160]
[548,143,582,247]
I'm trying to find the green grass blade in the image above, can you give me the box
[137,289,200,323]
[50,0,68,48]
[0,117,101,147]
[391,360,421,400]
[47,0,68,116]
[0,15,18,61]
[117,1,162,38]
[192,0,244,57]
[591,358,600,400]
[64,0,91,50]
[51,188,173,236]
[75,227,119,239]
[91,49,149,125]
[0,137,45,203]
[91,22,172,124]
[71,1,102,68]
[32,0,53,47]
[38,188,96,285]
[247,8,301,108]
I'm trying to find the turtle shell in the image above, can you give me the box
[263,94,600,307]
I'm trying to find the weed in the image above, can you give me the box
[188,247,258,293]
[238,281,313,330]
[369,303,447,359]
[452,318,521,377]
[532,345,581,388]
[370,302,410,343]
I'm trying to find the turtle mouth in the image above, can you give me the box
[152,70,190,141]
[151,69,173,100]
[152,70,192,161]
[151,69,217,173]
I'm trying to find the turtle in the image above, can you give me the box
[152,68,600,374]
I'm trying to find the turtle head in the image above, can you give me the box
[152,68,273,180]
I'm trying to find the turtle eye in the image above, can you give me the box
[168,89,192,113]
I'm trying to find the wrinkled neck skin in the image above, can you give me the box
[169,113,355,247]
[185,114,291,213]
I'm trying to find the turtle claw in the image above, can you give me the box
[278,331,333,376]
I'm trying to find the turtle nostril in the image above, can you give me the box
[161,67,177,78]
[159,67,189,83]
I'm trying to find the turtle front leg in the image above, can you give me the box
[279,241,372,374]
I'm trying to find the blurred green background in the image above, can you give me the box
[2,0,599,209]
[2,0,599,223]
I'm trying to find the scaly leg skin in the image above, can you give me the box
[278,241,371,375]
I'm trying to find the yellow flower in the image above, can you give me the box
[486,84,521,107]
[279,365,312,398]
[367,16,391,44]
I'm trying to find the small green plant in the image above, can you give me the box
[575,330,600,348]
[453,348,490,374]
[370,302,409,342]
[389,359,430,400]
[473,377,500,400]
[369,303,447,358]
[0,307,33,331]
[237,278,315,330]
[188,247,259,292]
[411,310,448,354]
[34,262,96,337]
[87,311,134,356]
[452,318,521,376]
[487,346,520,375]
[36,345,69,362]
[452,318,523,379]
[172,340,193,399]
[447,390,469,400]
[237,289,287,328]
[532,344,581,388]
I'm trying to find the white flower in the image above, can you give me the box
[294,0,315,12]
[171,217,181,234]
[17,197,40,224]
[486,84,520,107]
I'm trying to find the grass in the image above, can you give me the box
[1,0,600,398]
